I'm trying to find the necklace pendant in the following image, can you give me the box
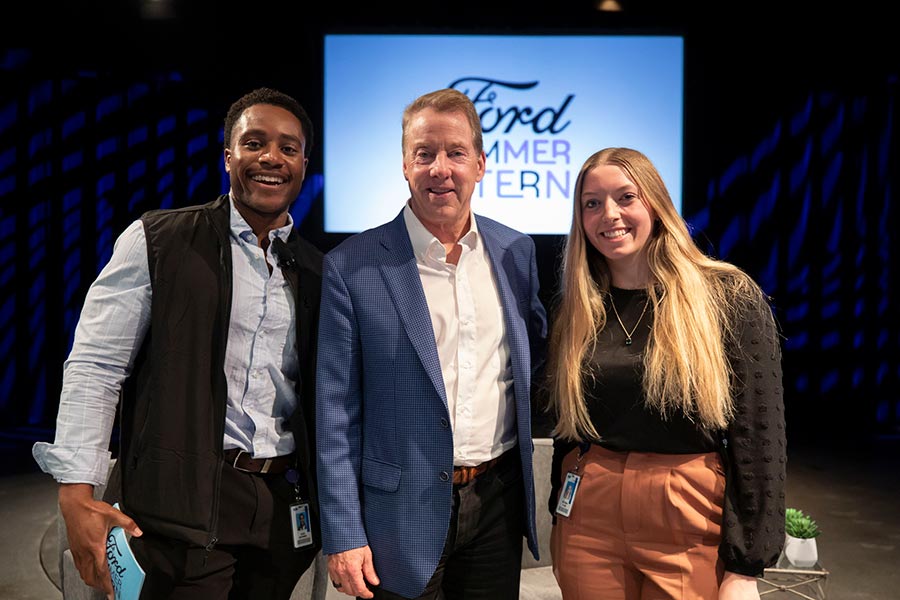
[610,294,649,349]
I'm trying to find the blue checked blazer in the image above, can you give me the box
[316,209,547,598]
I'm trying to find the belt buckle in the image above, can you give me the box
[259,458,274,474]
[454,465,476,485]
[231,450,252,473]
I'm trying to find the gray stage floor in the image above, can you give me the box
[2,439,898,600]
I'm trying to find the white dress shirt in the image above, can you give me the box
[403,203,515,467]
[33,196,300,485]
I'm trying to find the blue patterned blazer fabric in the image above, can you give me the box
[316,209,547,598]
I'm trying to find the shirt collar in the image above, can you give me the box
[403,201,479,262]
[229,193,294,245]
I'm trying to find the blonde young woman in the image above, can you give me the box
[547,148,785,600]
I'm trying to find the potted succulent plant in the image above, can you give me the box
[783,507,821,568]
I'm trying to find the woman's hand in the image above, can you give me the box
[719,570,760,600]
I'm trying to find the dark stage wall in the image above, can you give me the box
[1,3,898,447]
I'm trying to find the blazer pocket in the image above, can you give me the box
[361,456,402,492]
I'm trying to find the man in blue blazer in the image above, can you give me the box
[316,88,547,599]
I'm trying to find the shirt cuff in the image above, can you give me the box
[32,442,112,486]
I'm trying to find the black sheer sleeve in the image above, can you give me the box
[719,292,787,576]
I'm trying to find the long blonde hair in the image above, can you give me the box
[548,148,770,441]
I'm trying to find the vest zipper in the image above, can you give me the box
[205,229,229,564]
[203,535,218,565]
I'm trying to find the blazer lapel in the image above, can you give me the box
[378,212,449,408]
[480,221,529,399]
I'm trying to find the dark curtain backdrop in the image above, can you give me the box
[687,83,899,444]
[1,3,897,449]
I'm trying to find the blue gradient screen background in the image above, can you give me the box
[324,34,683,234]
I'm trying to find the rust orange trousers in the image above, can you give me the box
[551,444,725,599]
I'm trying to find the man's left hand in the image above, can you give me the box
[327,545,380,598]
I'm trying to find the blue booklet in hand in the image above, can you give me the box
[106,503,145,600]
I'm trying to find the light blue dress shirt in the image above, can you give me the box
[33,197,300,485]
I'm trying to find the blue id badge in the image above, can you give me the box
[555,471,581,517]
[290,502,313,549]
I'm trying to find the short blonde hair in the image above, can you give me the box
[401,88,483,155]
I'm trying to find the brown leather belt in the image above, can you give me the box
[453,454,504,485]
[224,449,294,475]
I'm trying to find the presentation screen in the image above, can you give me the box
[323,33,684,234]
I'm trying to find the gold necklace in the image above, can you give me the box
[609,294,649,346]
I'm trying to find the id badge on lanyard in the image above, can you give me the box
[286,469,314,549]
[555,442,591,518]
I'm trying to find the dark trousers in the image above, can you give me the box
[371,448,526,600]
[132,462,316,599]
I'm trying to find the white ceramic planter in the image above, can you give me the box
[784,534,818,568]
